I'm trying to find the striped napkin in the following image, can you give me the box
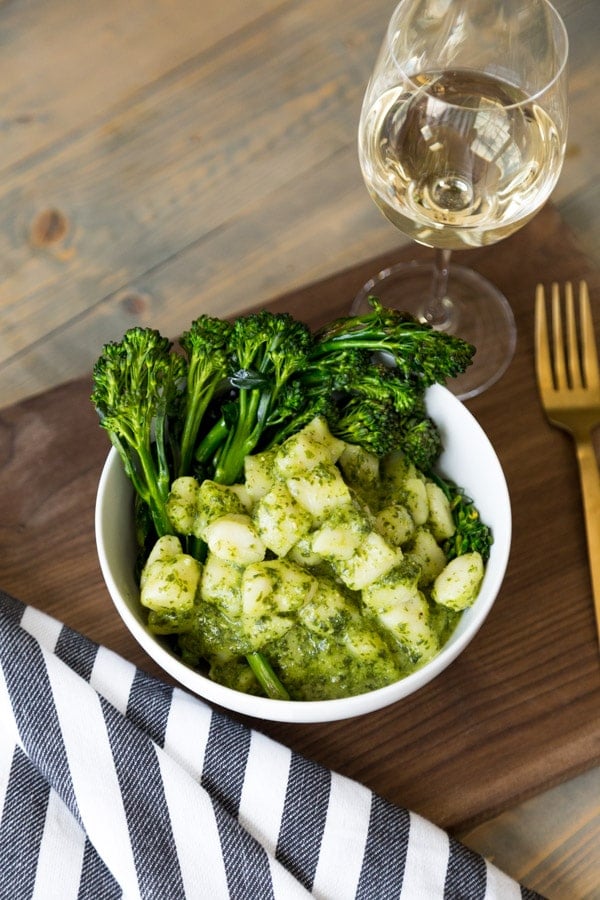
[0,591,543,900]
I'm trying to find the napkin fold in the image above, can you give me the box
[0,591,543,900]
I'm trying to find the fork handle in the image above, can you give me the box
[575,436,600,647]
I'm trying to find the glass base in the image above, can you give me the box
[351,261,517,401]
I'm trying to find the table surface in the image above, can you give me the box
[1,2,599,897]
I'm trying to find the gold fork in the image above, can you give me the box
[535,281,600,647]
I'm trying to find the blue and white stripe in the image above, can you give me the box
[0,592,542,900]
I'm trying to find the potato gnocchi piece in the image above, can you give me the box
[432,552,484,610]
[310,503,371,561]
[274,416,345,479]
[362,560,421,613]
[244,449,279,502]
[229,482,253,511]
[426,482,456,541]
[204,513,266,564]
[363,565,438,663]
[166,476,200,535]
[200,553,244,617]
[286,462,351,521]
[377,592,439,663]
[402,477,429,526]
[375,502,415,547]
[242,559,315,615]
[140,535,201,614]
[297,578,353,636]
[338,443,380,492]
[301,416,346,462]
[406,528,447,586]
[380,451,413,492]
[241,559,317,649]
[254,481,313,557]
[274,430,334,478]
[194,480,246,539]
[335,531,403,591]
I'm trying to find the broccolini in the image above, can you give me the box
[92,299,475,517]
[177,315,233,477]
[91,327,185,537]
[196,311,314,485]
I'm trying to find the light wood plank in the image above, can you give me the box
[0,0,280,172]
[461,767,600,899]
[0,0,379,383]
[0,0,597,409]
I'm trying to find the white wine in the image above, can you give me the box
[359,70,563,250]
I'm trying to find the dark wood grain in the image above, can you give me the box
[1,204,599,833]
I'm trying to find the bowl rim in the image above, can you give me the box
[95,384,512,723]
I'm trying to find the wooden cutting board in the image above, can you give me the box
[1,203,599,833]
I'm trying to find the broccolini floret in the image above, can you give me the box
[301,350,418,412]
[177,314,233,477]
[331,397,402,456]
[279,297,473,469]
[312,297,475,387]
[396,399,443,474]
[197,311,314,484]
[91,327,186,537]
[264,382,339,447]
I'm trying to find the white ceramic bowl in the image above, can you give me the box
[95,384,511,723]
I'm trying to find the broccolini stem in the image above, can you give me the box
[178,389,215,477]
[213,387,264,485]
[246,652,290,701]
[195,416,231,466]
[184,533,207,563]
[109,432,171,537]
[153,409,172,502]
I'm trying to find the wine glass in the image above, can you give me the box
[352,0,569,399]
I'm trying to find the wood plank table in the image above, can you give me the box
[1,1,599,897]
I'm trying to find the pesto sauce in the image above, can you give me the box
[147,418,484,701]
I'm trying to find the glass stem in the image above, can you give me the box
[422,248,453,329]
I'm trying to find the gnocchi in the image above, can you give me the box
[141,417,487,700]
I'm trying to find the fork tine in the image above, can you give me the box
[551,282,568,389]
[565,282,583,389]
[535,284,553,390]
[579,280,600,390]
